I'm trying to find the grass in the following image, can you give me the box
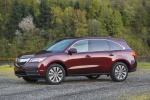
[118,93,150,100]
[132,94,150,100]
[138,62,150,67]
[0,66,15,78]
[0,66,14,73]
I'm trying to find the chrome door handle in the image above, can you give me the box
[109,54,114,56]
[85,55,91,58]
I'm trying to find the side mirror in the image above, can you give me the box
[68,48,77,54]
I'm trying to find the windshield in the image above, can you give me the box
[42,39,76,52]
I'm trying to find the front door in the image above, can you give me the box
[66,40,99,75]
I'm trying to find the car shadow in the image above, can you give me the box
[26,77,112,85]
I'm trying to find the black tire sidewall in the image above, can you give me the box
[110,62,128,82]
[45,64,65,85]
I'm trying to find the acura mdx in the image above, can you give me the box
[14,37,137,84]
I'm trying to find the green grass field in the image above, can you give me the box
[0,66,14,73]
[138,62,150,67]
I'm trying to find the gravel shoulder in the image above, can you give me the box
[0,66,150,100]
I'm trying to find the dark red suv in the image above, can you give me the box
[14,37,137,84]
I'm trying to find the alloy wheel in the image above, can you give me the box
[45,64,65,84]
[48,67,63,83]
[114,65,127,80]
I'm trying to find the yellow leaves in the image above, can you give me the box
[73,9,87,37]
[50,6,88,37]
[51,6,63,25]
[73,10,87,28]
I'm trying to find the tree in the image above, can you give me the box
[19,15,35,32]
[49,6,64,38]
[0,0,150,58]
[87,0,101,19]
[0,13,3,37]
[37,0,51,30]
[74,1,80,9]
[99,6,123,36]
[62,7,75,37]
[87,19,108,36]
[73,9,87,37]
[23,29,46,52]
[5,0,28,41]
[0,37,9,58]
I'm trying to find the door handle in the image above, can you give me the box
[85,55,91,58]
[109,54,114,56]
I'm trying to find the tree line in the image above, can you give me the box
[0,0,150,60]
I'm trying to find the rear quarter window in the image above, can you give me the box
[108,41,124,50]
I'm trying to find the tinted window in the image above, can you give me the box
[44,39,75,51]
[108,41,124,50]
[90,40,109,51]
[72,40,88,52]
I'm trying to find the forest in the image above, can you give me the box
[0,0,150,60]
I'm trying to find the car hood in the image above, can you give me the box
[19,50,62,59]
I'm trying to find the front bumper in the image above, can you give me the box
[14,67,42,78]
[14,61,46,78]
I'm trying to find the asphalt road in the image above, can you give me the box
[0,67,150,100]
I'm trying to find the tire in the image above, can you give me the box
[110,62,128,82]
[45,64,65,85]
[86,75,100,79]
[22,77,38,82]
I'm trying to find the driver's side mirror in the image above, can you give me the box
[68,48,77,54]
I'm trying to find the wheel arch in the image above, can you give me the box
[46,61,68,76]
[113,60,131,72]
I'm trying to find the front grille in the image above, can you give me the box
[16,62,26,67]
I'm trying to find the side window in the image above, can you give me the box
[90,40,109,52]
[72,40,89,53]
[108,41,124,50]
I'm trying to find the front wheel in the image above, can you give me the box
[110,62,128,82]
[45,64,65,85]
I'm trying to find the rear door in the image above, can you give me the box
[89,39,116,73]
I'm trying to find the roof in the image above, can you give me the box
[60,37,125,42]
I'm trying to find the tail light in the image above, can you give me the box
[131,52,137,57]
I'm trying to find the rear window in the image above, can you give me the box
[108,41,124,50]
[90,40,109,51]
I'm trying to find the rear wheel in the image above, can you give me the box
[110,62,128,82]
[86,75,100,79]
[22,77,38,82]
[45,64,65,85]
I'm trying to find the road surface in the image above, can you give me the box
[0,66,150,100]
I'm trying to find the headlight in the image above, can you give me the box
[17,58,31,62]
[29,57,46,62]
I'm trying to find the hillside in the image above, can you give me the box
[0,0,150,59]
